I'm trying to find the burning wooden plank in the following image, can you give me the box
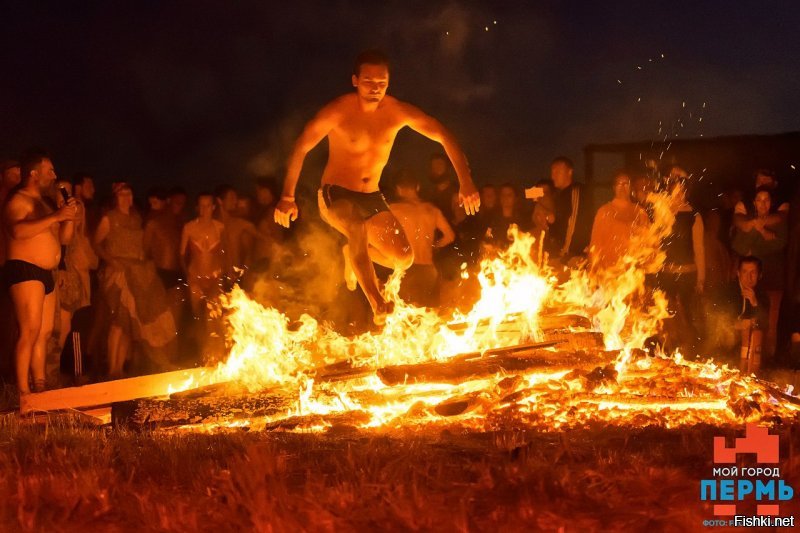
[435,392,487,416]
[446,313,591,332]
[377,349,614,386]
[113,390,294,429]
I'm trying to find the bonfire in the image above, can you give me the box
[78,185,796,433]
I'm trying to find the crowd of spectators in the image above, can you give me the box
[396,156,800,371]
[1,148,799,395]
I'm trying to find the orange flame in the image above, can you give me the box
[165,186,800,432]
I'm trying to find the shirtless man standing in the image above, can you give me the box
[180,193,226,319]
[215,185,264,286]
[389,171,455,308]
[274,50,479,323]
[2,150,76,393]
[144,194,183,291]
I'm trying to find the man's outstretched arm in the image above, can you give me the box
[401,103,480,215]
[274,103,340,227]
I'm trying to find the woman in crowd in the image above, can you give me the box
[53,178,97,357]
[180,193,226,320]
[93,182,176,378]
[731,186,787,359]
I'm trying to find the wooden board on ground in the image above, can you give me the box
[116,391,294,429]
[20,367,215,415]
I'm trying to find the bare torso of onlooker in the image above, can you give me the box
[389,173,455,266]
[144,210,182,272]
[390,201,444,266]
[215,186,259,272]
[5,190,62,270]
[224,215,256,269]
[183,217,225,278]
[389,173,455,307]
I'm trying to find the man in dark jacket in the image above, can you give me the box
[549,156,592,260]
[705,256,768,365]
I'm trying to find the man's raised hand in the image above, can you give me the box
[458,181,481,216]
[274,198,299,228]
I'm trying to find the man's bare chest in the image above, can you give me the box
[27,197,54,222]
[333,116,401,151]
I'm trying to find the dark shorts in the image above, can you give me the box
[3,259,55,295]
[319,184,390,221]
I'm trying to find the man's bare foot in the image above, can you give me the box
[342,244,357,291]
[372,300,395,326]
[32,379,46,393]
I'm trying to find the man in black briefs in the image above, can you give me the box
[2,149,76,394]
[274,50,480,324]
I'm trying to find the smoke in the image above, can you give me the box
[246,112,308,178]
[247,219,345,321]
[428,3,471,59]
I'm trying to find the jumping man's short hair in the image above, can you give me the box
[353,49,390,76]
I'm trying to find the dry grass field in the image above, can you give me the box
[2,395,800,533]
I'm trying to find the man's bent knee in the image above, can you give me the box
[395,247,414,271]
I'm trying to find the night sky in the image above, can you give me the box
[3,1,800,197]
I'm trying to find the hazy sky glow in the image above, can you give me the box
[3,1,799,194]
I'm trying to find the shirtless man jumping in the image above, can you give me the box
[274,50,480,323]
[3,150,76,394]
